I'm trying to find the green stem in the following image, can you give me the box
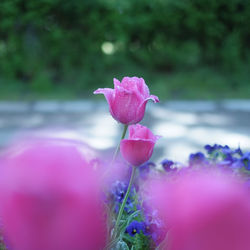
[101,124,128,183]
[111,124,128,164]
[112,166,136,239]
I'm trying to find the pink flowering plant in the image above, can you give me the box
[0,76,250,250]
[94,77,159,125]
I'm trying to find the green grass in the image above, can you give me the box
[150,67,250,100]
[1,66,249,101]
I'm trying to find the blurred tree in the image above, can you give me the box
[0,0,249,96]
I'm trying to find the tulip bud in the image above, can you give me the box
[120,124,160,166]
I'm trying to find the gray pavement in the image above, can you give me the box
[0,100,250,163]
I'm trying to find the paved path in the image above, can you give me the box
[0,100,250,163]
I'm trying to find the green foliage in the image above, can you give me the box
[0,0,249,98]
[115,240,130,250]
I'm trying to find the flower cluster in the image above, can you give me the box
[107,143,250,249]
[160,144,250,174]
[0,76,249,250]
[204,144,250,170]
[110,181,135,214]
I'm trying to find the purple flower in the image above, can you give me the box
[221,152,238,167]
[189,152,207,166]
[138,161,156,178]
[141,201,167,245]
[204,144,230,156]
[227,152,250,170]
[240,152,250,170]
[125,221,145,237]
[234,147,243,156]
[111,181,127,203]
[209,145,244,170]
[204,144,220,154]
[111,181,135,214]
[231,160,245,169]
[220,145,231,154]
[161,159,175,172]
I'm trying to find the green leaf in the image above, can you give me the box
[122,234,134,243]
[132,233,151,250]
[104,237,119,250]
[126,210,141,225]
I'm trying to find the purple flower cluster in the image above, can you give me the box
[109,144,250,248]
[204,144,250,171]
[159,144,250,173]
[142,209,166,245]
[111,181,135,214]
[125,214,165,245]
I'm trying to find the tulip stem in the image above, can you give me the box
[112,166,136,239]
[111,124,128,164]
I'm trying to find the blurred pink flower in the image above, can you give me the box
[120,124,160,166]
[94,77,159,124]
[146,170,250,250]
[0,139,107,250]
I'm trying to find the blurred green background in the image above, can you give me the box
[0,0,249,100]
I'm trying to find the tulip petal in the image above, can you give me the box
[129,124,160,142]
[112,88,144,124]
[120,139,155,166]
[128,124,141,138]
[147,95,160,103]
[113,78,122,89]
[93,88,114,103]
[121,77,150,98]
[93,88,115,117]
[136,77,150,98]
[120,77,139,93]
[134,95,159,125]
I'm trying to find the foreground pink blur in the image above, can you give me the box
[146,170,250,250]
[0,139,107,250]
[94,76,159,124]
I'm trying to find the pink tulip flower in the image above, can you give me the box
[120,124,160,166]
[0,140,107,250]
[146,170,250,250]
[94,77,159,124]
